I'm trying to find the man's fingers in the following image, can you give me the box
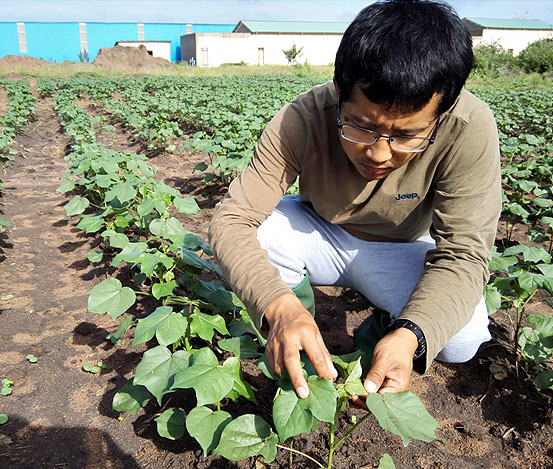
[283,351,309,398]
[364,363,386,394]
[302,334,337,381]
[349,395,368,410]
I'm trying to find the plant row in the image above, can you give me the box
[0,79,36,230]
[50,82,439,468]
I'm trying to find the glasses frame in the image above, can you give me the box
[336,99,440,153]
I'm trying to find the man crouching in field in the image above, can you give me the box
[209,0,501,405]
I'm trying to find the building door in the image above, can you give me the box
[258,47,264,66]
[201,47,208,67]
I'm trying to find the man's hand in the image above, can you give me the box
[350,328,418,409]
[264,293,338,398]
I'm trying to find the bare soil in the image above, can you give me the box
[93,46,170,71]
[0,90,552,469]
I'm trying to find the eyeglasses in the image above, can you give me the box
[336,100,440,153]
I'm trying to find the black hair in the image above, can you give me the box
[334,0,473,116]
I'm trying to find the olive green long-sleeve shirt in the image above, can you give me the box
[208,81,501,371]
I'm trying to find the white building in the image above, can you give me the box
[462,18,553,55]
[180,20,349,67]
[114,40,171,61]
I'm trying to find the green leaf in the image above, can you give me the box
[174,197,200,215]
[106,316,134,344]
[222,357,256,403]
[229,315,267,346]
[149,217,187,239]
[189,310,229,342]
[304,376,338,424]
[86,250,103,263]
[365,392,439,446]
[155,408,185,440]
[105,182,137,204]
[536,370,553,390]
[133,345,191,405]
[172,347,235,406]
[112,378,151,414]
[137,198,156,217]
[503,244,551,264]
[133,306,188,347]
[152,280,178,300]
[484,284,502,315]
[56,179,75,193]
[0,414,7,425]
[528,314,553,337]
[186,406,232,456]
[378,453,396,469]
[87,278,136,320]
[255,353,278,380]
[25,354,38,363]
[489,252,518,272]
[77,215,104,233]
[218,336,262,359]
[65,196,90,217]
[273,386,314,442]
[83,363,100,374]
[518,326,553,365]
[194,162,208,172]
[102,229,130,249]
[214,414,278,463]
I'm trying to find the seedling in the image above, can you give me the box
[26,354,38,363]
[1,379,14,396]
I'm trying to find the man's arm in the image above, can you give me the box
[209,92,338,397]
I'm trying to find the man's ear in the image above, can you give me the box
[333,79,339,98]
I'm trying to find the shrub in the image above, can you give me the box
[518,38,553,74]
[471,42,517,78]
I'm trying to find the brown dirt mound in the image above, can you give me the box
[0,55,49,67]
[92,45,169,70]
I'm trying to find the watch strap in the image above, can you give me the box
[385,318,427,360]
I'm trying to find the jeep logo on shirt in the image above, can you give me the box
[395,193,419,200]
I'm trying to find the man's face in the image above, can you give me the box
[335,83,440,181]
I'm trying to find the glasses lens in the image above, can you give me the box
[341,125,379,145]
[390,137,429,152]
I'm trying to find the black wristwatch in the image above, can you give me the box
[385,319,427,361]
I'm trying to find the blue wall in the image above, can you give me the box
[87,23,138,61]
[0,23,21,58]
[0,22,234,62]
[26,23,81,61]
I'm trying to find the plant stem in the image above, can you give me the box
[216,401,220,412]
[330,412,372,456]
[184,336,191,352]
[276,444,325,469]
[133,290,152,296]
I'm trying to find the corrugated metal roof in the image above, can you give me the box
[234,20,349,34]
[465,17,553,30]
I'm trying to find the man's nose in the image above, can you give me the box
[365,138,393,164]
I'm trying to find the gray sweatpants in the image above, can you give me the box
[256,195,491,363]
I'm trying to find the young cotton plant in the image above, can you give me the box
[485,243,553,388]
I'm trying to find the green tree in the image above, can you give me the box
[283,44,304,65]
[518,38,553,74]
[471,42,517,79]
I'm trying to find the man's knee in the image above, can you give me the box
[436,297,491,363]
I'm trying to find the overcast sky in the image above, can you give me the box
[1,0,553,25]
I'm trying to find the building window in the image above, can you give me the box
[137,23,145,41]
[258,47,264,66]
[17,23,27,53]
[79,23,88,52]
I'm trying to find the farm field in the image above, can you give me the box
[0,72,552,469]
